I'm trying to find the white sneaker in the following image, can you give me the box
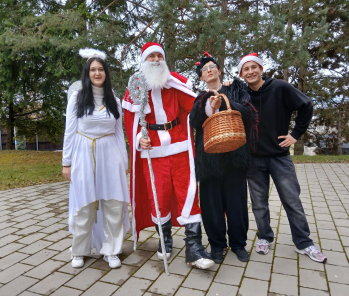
[255,239,270,255]
[295,246,327,263]
[103,255,121,268]
[71,256,84,268]
[188,258,215,269]
[157,251,171,261]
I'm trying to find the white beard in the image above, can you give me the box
[142,60,170,89]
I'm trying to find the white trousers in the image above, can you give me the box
[72,199,124,256]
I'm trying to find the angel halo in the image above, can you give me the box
[79,48,107,62]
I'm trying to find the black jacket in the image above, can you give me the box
[247,76,313,157]
[190,79,258,181]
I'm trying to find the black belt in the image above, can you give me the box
[147,117,180,131]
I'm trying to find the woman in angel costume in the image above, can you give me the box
[62,49,130,269]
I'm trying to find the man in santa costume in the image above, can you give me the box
[238,53,327,263]
[123,42,215,269]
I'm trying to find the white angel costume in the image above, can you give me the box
[63,85,130,256]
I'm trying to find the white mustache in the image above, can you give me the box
[149,62,161,67]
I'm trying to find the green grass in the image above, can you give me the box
[291,155,349,163]
[0,151,65,191]
[0,151,348,191]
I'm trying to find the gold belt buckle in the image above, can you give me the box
[164,120,173,132]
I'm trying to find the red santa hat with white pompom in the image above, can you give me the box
[237,53,263,77]
[137,42,193,95]
[141,42,166,63]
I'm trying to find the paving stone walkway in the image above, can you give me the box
[0,163,348,296]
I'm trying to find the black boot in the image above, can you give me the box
[184,222,215,269]
[155,220,173,260]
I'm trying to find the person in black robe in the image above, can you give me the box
[189,52,258,263]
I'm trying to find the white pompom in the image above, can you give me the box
[79,48,107,60]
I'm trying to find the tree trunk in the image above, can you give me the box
[164,27,176,72]
[298,15,307,94]
[283,69,289,82]
[294,134,304,155]
[337,110,342,155]
[6,102,15,150]
[284,0,294,81]
[298,66,307,93]
[218,0,228,82]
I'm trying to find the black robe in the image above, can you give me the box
[189,79,259,181]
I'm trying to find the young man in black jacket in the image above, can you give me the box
[238,53,327,263]
[189,52,258,263]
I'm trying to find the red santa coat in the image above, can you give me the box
[123,72,198,249]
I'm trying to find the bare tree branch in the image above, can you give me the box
[126,0,153,13]
[96,0,119,19]
[13,110,41,117]
[118,19,155,77]
[87,0,98,8]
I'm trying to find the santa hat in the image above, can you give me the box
[195,51,220,77]
[141,42,165,63]
[237,53,263,77]
[79,48,107,61]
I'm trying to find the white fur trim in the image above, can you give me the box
[151,212,171,225]
[135,132,143,152]
[165,76,197,97]
[177,214,202,225]
[79,48,107,60]
[122,100,151,114]
[205,99,219,117]
[151,88,171,146]
[180,115,197,218]
[185,79,193,90]
[141,45,165,63]
[237,56,263,76]
[140,140,188,159]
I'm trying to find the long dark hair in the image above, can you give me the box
[76,57,120,119]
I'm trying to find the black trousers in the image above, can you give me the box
[200,169,249,251]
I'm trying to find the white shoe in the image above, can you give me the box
[71,256,84,268]
[255,239,270,255]
[157,251,171,260]
[103,255,121,268]
[295,246,327,263]
[188,258,215,269]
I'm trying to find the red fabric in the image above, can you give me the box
[123,82,197,240]
[142,152,201,219]
[138,88,193,146]
[240,52,258,60]
[123,98,153,234]
[142,42,163,53]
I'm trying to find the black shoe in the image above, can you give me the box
[211,248,224,264]
[155,220,173,260]
[231,248,250,262]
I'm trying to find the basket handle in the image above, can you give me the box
[211,93,231,115]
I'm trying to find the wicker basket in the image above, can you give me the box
[202,93,246,153]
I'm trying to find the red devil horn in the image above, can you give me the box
[195,61,200,66]
[203,51,211,57]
